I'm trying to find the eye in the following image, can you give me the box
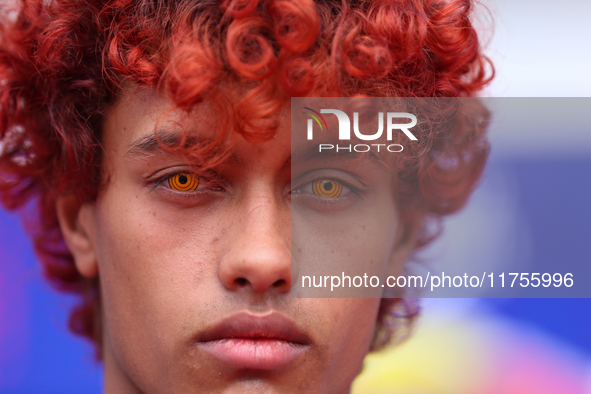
[312,179,343,198]
[168,173,199,191]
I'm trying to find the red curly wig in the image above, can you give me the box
[0,0,493,358]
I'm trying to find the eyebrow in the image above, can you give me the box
[290,142,384,166]
[126,130,201,158]
[125,130,244,166]
[125,130,381,171]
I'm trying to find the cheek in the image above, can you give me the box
[292,193,399,297]
[91,184,225,359]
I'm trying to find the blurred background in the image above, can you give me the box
[1,0,591,392]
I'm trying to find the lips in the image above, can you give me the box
[195,312,311,370]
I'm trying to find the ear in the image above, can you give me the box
[55,195,98,278]
[386,218,422,277]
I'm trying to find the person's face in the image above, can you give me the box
[57,87,412,393]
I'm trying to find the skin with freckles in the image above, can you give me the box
[290,103,408,298]
[55,86,414,394]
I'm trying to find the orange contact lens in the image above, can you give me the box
[168,173,199,191]
[312,179,343,197]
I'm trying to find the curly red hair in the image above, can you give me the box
[0,0,493,357]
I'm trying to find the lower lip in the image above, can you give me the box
[199,338,307,370]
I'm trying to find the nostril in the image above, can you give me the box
[235,278,248,287]
[273,279,286,288]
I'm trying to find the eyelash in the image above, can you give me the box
[151,171,223,196]
[291,178,361,202]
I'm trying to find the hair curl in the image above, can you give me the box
[0,0,493,358]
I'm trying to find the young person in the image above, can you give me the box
[0,0,492,392]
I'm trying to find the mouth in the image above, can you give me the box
[195,311,312,370]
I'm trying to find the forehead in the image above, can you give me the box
[101,86,292,168]
[101,86,392,179]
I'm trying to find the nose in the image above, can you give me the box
[218,193,291,295]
